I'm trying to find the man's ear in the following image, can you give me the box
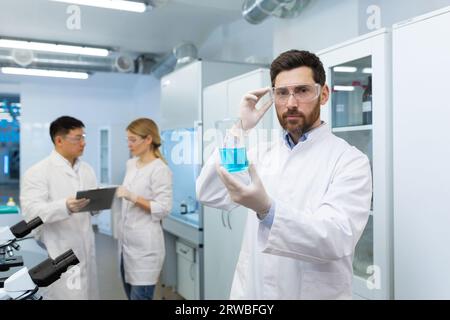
[54,135,63,146]
[320,84,330,106]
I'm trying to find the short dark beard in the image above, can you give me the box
[277,99,321,138]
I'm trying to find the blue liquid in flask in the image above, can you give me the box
[220,147,248,173]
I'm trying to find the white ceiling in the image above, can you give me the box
[0,0,245,56]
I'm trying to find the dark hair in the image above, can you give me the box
[270,50,326,87]
[49,116,85,144]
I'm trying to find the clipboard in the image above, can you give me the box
[76,187,117,212]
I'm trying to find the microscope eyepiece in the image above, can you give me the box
[28,249,79,287]
[10,217,43,238]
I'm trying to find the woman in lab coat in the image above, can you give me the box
[116,118,172,300]
[196,50,372,299]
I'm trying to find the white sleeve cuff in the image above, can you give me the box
[257,200,276,250]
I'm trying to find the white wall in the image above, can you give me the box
[357,0,450,34]
[200,0,450,64]
[273,0,450,55]
[273,0,359,55]
[133,75,161,123]
[0,72,160,186]
[199,18,274,65]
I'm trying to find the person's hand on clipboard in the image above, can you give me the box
[74,187,118,212]
[66,197,90,213]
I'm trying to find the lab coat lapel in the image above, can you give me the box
[289,123,330,153]
[49,150,79,180]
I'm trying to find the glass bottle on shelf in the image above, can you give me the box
[333,90,348,128]
[348,81,364,126]
[362,76,372,125]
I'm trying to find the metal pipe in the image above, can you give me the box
[0,48,141,73]
[242,0,309,24]
[151,42,198,78]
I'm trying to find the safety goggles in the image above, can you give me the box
[64,133,86,144]
[272,83,321,104]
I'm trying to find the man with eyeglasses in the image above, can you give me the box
[197,50,372,299]
[20,116,99,300]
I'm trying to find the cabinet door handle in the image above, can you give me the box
[221,210,226,228]
[227,211,232,230]
[190,263,195,281]
[194,120,203,166]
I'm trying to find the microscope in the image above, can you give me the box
[0,249,79,300]
[0,217,80,299]
[0,217,43,272]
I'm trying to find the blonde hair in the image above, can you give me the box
[127,118,167,164]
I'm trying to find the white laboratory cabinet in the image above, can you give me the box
[95,127,112,236]
[202,69,273,299]
[392,6,450,299]
[176,240,200,300]
[318,29,393,300]
[93,124,128,237]
[160,60,259,131]
[159,60,259,299]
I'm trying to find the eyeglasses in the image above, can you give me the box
[127,136,146,145]
[64,134,86,144]
[272,83,321,104]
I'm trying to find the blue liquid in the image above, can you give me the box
[220,147,248,173]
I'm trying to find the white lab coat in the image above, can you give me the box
[118,158,172,285]
[196,123,372,300]
[20,150,99,300]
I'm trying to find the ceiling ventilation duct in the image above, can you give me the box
[150,42,198,78]
[0,48,158,74]
[242,0,310,24]
[0,41,196,78]
[147,0,170,8]
[11,49,34,67]
[114,55,135,73]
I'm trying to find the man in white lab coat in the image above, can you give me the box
[196,50,372,299]
[20,116,99,299]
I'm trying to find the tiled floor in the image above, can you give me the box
[95,231,183,300]
[94,231,126,300]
